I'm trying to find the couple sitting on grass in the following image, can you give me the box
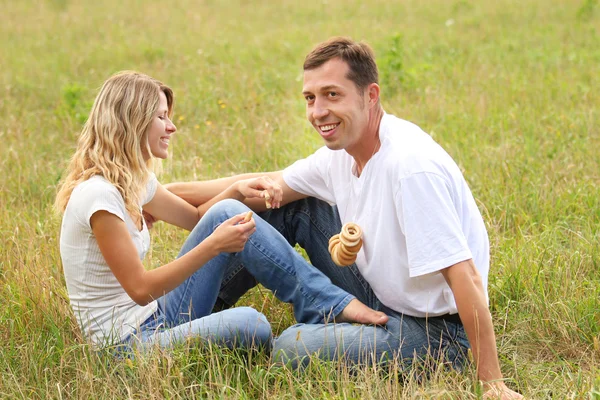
[55,37,523,399]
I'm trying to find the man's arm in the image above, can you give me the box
[441,259,523,399]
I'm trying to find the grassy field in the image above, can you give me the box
[1,0,599,398]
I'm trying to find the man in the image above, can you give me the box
[167,37,523,399]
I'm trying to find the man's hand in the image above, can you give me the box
[234,176,283,209]
[483,382,524,399]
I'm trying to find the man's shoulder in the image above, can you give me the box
[379,114,456,178]
[380,114,434,154]
[381,113,426,136]
[381,114,432,154]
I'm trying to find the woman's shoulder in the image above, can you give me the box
[67,176,126,218]
[72,176,122,202]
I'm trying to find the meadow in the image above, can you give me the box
[1,0,599,398]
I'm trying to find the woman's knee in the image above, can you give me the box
[204,199,249,221]
[222,306,273,348]
[181,199,248,256]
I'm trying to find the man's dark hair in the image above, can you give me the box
[303,37,379,91]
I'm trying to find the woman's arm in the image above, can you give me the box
[194,175,284,216]
[143,184,203,231]
[165,171,307,212]
[90,210,255,305]
[144,174,290,231]
[164,172,279,207]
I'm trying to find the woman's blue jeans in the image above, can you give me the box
[127,199,355,351]
[215,197,470,369]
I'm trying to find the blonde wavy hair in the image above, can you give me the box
[55,71,174,221]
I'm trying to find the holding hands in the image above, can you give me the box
[144,175,284,232]
[234,176,283,209]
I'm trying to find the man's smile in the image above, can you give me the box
[318,122,340,138]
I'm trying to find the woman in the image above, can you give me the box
[55,71,385,352]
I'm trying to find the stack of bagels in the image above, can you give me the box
[328,223,363,267]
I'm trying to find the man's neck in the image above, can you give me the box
[348,106,385,177]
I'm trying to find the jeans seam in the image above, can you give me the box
[220,263,245,286]
[169,268,197,325]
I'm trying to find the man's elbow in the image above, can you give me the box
[444,259,482,290]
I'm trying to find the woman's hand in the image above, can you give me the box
[234,176,283,209]
[207,212,257,253]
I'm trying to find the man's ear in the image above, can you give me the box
[367,83,380,107]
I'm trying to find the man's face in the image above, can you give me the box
[302,58,370,151]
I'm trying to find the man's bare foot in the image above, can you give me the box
[336,299,389,325]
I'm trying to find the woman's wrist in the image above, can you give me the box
[228,181,245,200]
[196,235,221,258]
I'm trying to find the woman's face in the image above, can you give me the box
[146,91,176,160]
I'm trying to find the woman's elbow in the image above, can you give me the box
[127,287,153,306]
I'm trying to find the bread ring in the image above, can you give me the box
[328,223,363,267]
[342,223,362,242]
[338,243,355,258]
[332,246,355,266]
[343,241,362,254]
[335,245,356,264]
[328,235,340,255]
[331,247,345,266]
[339,235,360,248]
[334,246,356,266]
[329,233,341,245]
[344,254,358,266]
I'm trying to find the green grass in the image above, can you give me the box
[1,0,598,398]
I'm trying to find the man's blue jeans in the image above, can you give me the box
[215,197,470,369]
[126,199,355,350]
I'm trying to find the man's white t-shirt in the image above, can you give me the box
[60,175,158,347]
[283,114,490,317]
